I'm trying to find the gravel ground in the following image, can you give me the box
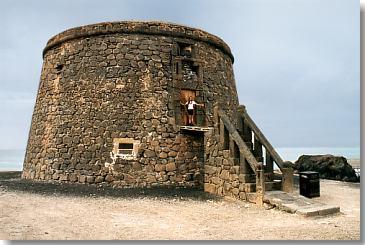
[0,171,360,240]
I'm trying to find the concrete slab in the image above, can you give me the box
[264,190,340,217]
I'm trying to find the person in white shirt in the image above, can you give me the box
[182,96,204,126]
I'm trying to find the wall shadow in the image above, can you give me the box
[0,171,219,201]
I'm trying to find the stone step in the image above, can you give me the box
[245,180,282,192]
[266,180,282,191]
[263,190,340,217]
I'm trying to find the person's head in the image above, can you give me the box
[188,96,192,102]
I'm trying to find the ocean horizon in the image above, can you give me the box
[276,147,360,162]
[0,147,360,172]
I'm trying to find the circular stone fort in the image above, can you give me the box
[23,21,290,200]
[22,21,240,187]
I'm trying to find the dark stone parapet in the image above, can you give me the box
[43,21,234,62]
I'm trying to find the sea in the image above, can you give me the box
[0,147,360,172]
[275,147,360,162]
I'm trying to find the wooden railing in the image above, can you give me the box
[213,104,293,200]
[237,105,285,173]
[214,106,266,203]
[217,109,261,172]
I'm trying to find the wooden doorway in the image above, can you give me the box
[181,89,196,103]
[180,89,196,126]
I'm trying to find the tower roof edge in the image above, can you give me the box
[43,20,234,62]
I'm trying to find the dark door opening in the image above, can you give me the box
[180,89,197,126]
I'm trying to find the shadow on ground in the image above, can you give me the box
[0,171,220,201]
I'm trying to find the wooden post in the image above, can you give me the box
[240,152,249,174]
[229,138,235,158]
[256,164,265,206]
[219,118,225,150]
[223,125,230,150]
[282,167,294,193]
[265,151,274,181]
[253,136,263,162]
[243,120,253,150]
[239,152,255,182]
[213,103,219,134]
[237,107,245,139]
[229,138,242,165]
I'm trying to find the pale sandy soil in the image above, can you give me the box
[0,172,360,240]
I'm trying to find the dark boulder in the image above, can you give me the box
[294,154,359,182]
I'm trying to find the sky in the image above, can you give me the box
[0,0,360,149]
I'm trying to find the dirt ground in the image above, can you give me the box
[0,171,360,240]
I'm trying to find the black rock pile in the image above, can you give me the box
[293,154,359,182]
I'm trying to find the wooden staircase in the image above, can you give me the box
[211,104,294,205]
[204,106,340,216]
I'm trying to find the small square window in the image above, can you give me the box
[118,143,134,155]
[177,42,193,57]
[112,138,140,160]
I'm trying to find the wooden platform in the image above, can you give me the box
[179,125,213,132]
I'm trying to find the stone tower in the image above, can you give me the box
[23,21,292,201]
[22,21,240,187]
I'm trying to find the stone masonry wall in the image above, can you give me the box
[22,21,239,188]
[204,131,256,200]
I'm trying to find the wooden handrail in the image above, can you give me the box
[218,109,261,172]
[238,105,285,170]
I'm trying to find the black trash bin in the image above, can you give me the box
[299,171,320,198]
